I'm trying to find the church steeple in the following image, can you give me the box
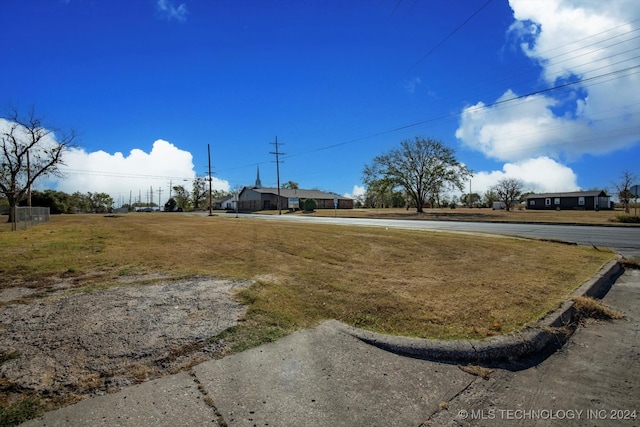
[255,165,262,189]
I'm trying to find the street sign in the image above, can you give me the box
[631,184,640,198]
[333,197,338,208]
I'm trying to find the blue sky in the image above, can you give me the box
[1,0,639,206]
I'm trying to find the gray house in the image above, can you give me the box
[525,190,611,211]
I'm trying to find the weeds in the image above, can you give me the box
[0,352,19,365]
[620,257,640,269]
[457,365,494,379]
[572,296,624,320]
[0,396,47,426]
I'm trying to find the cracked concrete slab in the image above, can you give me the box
[193,321,474,427]
[21,372,218,427]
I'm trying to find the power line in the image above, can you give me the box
[277,64,640,161]
[51,14,640,188]
[262,7,640,175]
[404,0,493,75]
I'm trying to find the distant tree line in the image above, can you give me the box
[0,189,115,214]
[164,181,231,212]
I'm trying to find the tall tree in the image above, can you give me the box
[491,178,524,211]
[282,181,299,189]
[28,189,73,214]
[0,106,76,224]
[363,137,471,213]
[172,185,190,210]
[613,170,637,214]
[192,177,207,210]
[460,192,481,207]
[88,192,114,213]
[71,191,91,213]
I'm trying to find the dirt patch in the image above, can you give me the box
[0,277,251,399]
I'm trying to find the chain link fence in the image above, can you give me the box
[12,206,51,231]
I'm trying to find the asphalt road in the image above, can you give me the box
[221,213,640,259]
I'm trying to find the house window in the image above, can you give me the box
[554,198,560,205]
[529,200,535,206]
[578,197,585,206]
[545,198,551,206]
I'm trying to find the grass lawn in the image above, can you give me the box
[0,213,616,349]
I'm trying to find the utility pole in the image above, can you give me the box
[208,144,213,216]
[269,136,284,215]
[158,187,163,212]
[26,150,31,208]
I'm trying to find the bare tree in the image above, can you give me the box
[1,106,76,224]
[363,137,471,213]
[613,170,638,214]
[491,178,524,211]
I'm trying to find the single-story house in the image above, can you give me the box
[525,190,612,211]
[237,187,353,211]
[212,195,235,210]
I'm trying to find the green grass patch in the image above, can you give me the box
[0,396,47,427]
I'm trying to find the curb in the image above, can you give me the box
[331,259,622,367]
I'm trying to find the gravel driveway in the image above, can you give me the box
[0,277,251,399]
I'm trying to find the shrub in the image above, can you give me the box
[303,198,317,212]
[615,215,640,223]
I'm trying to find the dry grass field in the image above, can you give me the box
[0,212,620,424]
[0,213,616,343]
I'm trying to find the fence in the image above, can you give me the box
[12,206,51,231]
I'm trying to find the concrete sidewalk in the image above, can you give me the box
[22,266,640,427]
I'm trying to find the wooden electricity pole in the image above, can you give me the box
[208,144,213,216]
[270,136,284,215]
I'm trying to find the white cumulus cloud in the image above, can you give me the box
[472,157,580,195]
[457,0,640,162]
[344,184,366,200]
[51,139,229,206]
